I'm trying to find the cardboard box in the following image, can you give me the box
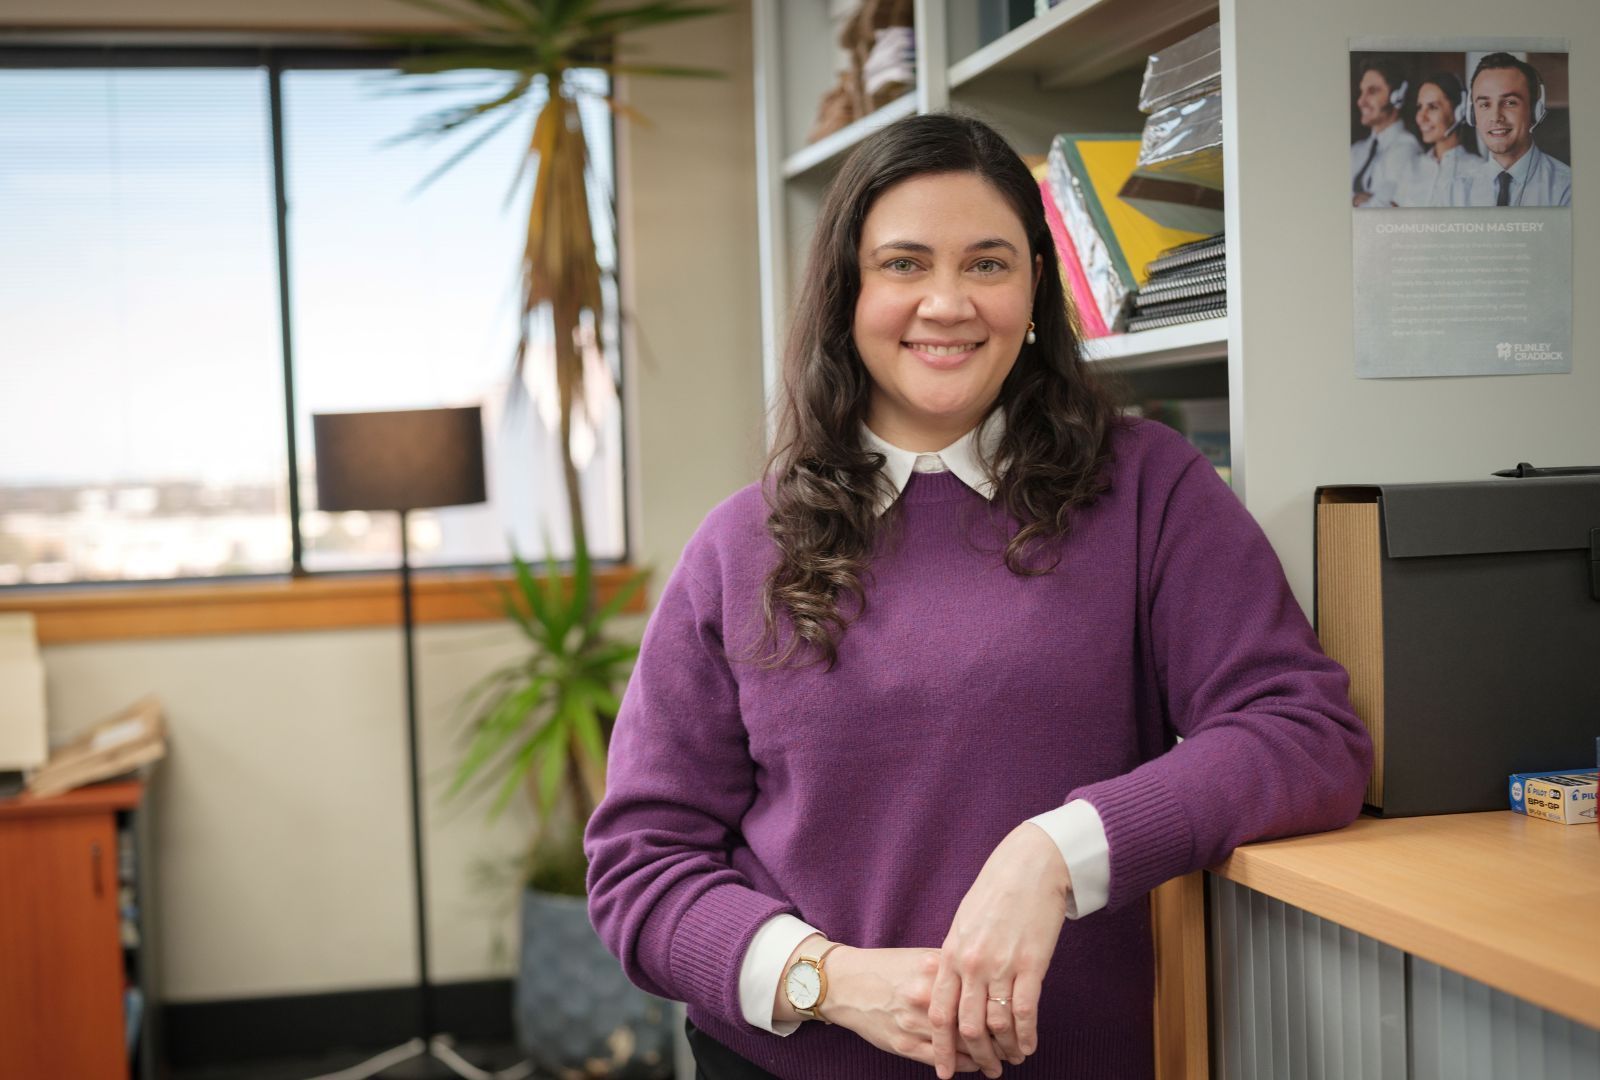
[1315,475,1600,816]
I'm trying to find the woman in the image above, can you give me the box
[585,113,1371,1079]
[1394,72,1478,207]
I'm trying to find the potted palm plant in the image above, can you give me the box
[379,1,725,1073]
[456,535,659,1074]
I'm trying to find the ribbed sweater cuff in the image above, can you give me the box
[1068,772,1193,909]
[661,883,795,1023]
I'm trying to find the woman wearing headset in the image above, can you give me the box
[1393,71,1478,207]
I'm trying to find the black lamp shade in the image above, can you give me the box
[312,406,487,512]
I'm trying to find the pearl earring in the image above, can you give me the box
[1025,320,1037,345]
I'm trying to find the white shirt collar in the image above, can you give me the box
[859,411,1004,516]
[1373,119,1411,149]
[1502,142,1541,183]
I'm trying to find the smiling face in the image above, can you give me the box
[1472,65,1536,163]
[1357,69,1397,129]
[1415,81,1459,148]
[852,171,1040,451]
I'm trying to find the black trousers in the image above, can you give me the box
[685,1019,782,1080]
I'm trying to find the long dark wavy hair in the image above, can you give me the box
[761,112,1122,668]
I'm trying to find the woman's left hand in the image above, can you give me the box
[928,823,1071,1080]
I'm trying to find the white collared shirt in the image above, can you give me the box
[1351,120,1423,207]
[1391,143,1475,208]
[737,414,1112,1034]
[1455,143,1573,206]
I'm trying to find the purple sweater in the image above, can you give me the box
[586,418,1372,1079]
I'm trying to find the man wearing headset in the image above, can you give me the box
[1455,53,1572,207]
[1352,57,1422,207]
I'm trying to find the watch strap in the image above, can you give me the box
[799,941,844,1023]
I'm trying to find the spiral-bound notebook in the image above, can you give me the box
[1136,269,1227,307]
[1143,255,1225,284]
[1146,234,1226,277]
[1131,293,1228,319]
[1125,302,1226,333]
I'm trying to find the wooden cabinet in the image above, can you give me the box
[0,780,146,1080]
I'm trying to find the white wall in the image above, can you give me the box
[1225,0,1600,610]
[14,0,763,1003]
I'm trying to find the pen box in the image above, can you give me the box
[1509,769,1598,825]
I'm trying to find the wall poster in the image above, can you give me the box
[1350,38,1572,378]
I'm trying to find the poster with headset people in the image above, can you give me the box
[1350,40,1571,378]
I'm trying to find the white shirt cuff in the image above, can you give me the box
[737,913,821,1034]
[1026,798,1111,919]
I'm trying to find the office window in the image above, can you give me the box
[0,54,623,587]
[0,66,287,585]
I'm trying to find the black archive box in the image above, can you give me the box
[1314,475,1600,817]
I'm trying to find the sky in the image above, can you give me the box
[0,64,617,489]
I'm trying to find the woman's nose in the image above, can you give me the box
[917,274,977,322]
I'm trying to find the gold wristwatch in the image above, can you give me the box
[783,941,843,1022]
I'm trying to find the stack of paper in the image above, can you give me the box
[28,695,167,798]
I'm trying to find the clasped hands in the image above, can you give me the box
[811,823,1070,1078]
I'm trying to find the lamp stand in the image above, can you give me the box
[304,510,529,1080]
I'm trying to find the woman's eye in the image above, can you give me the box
[972,258,1006,273]
[885,258,919,272]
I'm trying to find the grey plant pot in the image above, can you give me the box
[516,887,675,1078]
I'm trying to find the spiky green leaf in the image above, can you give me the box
[449,676,551,797]
[404,104,526,194]
[510,550,558,639]
[585,566,648,638]
[492,730,547,817]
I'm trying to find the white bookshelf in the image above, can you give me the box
[945,0,1215,91]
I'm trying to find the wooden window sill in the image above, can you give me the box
[0,567,648,647]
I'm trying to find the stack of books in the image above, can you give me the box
[1125,234,1227,332]
[1030,25,1230,338]
[1039,135,1211,337]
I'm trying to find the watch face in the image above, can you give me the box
[785,963,821,1010]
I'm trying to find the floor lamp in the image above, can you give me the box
[312,406,512,1080]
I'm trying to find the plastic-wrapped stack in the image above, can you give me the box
[1121,23,1225,235]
